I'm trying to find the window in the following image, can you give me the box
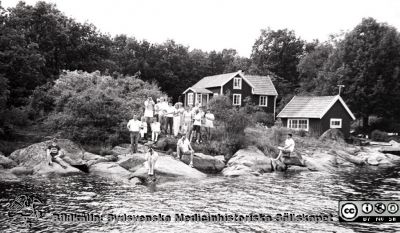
[287,119,309,131]
[196,93,202,105]
[188,93,194,105]
[214,93,219,97]
[233,94,241,106]
[233,78,242,89]
[330,118,342,128]
[259,96,268,106]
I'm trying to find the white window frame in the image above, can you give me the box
[330,118,342,128]
[214,93,219,97]
[233,94,242,106]
[233,77,242,89]
[259,96,268,106]
[196,93,202,105]
[187,93,194,105]
[287,119,309,131]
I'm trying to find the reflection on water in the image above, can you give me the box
[0,164,399,233]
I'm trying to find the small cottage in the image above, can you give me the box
[276,95,356,138]
[182,70,278,114]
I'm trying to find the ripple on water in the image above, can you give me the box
[0,166,399,233]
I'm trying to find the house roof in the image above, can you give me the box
[277,95,356,120]
[188,70,278,96]
[191,71,242,89]
[182,87,213,94]
[246,75,278,96]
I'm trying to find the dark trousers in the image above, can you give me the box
[130,131,140,153]
[166,117,173,135]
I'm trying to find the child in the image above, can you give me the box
[151,118,161,142]
[140,116,148,140]
[145,145,159,181]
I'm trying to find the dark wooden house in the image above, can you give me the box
[182,70,278,114]
[276,95,356,138]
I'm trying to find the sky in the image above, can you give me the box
[2,0,400,57]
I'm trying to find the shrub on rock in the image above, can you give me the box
[319,129,345,143]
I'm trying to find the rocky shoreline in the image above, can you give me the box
[0,138,400,183]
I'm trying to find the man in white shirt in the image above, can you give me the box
[274,133,295,162]
[127,115,141,153]
[176,135,194,167]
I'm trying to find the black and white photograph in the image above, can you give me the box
[0,0,400,232]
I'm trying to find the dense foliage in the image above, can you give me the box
[45,71,163,145]
[1,1,399,141]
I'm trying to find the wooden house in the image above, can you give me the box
[182,70,278,114]
[276,95,356,138]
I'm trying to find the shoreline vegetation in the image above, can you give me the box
[0,2,400,182]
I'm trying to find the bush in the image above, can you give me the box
[371,129,389,142]
[269,127,290,145]
[297,129,308,137]
[251,111,275,127]
[44,70,164,145]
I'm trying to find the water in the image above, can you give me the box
[0,165,399,233]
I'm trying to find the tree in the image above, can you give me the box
[321,18,400,126]
[251,28,305,91]
[297,42,333,93]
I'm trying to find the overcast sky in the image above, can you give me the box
[2,0,400,57]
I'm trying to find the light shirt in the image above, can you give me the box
[284,138,295,152]
[177,138,191,152]
[144,100,154,111]
[183,111,192,122]
[159,102,168,113]
[205,113,215,127]
[127,119,141,132]
[151,122,161,132]
[154,103,160,114]
[193,113,202,126]
[165,106,175,117]
[144,100,154,117]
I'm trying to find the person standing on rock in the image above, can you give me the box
[154,98,161,122]
[177,135,194,167]
[182,106,193,137]
[165,102,175,137]
[190,109,202,144]
[145,145,159,180]
[47,138,68,169]
[144,97,155,137]
[151,118,161,142]
[274,133,295,162]
[127,115,141,153]
[204,109,215,141]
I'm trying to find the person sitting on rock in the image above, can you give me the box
[145,145,159,181]
[176,135,194,167]
[274,133,295,162]
[47,139,67,169]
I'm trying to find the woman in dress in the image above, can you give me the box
[173,103,181,137]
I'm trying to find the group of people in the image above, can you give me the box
[127,96,215,153]
[45,134,295,180]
